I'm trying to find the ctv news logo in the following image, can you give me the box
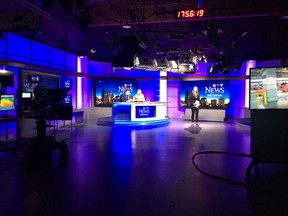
[118,84,133,93]
[138,107,150,116]
[205,83,225,96]
[64,95,71,104]
[205,83,225,93]
[64,80,71,88]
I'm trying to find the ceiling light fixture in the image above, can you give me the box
[153,58,169,69]
[134,56,154,69]
[122,22,131,29]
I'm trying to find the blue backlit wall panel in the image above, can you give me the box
[1,33,77,72]
[65,52,77,72]
[50,47,65,70]
[7,34,31,63]
[31,41,49,67]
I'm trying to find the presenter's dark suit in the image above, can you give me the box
[120,92,129,102]
[189,93,200,122]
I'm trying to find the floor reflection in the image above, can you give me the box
[184,123,202,134]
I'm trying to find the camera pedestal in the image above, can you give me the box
[21,118,69,164]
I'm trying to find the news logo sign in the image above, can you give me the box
[204,83,226,98]
[63,94,72,105]
[135,106,156,118]
[118,83,134,94]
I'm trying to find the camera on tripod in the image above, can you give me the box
[21,74,73,163]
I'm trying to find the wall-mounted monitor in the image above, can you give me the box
[180,80,230,109]
[62,79,72,89]
[94,78,138,107]
[249,67,288,109]
[22,92,32,99]
[63,94,72,105]
[0,94,15,111]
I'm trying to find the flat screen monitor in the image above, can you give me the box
[22,92,32,99]
[250,67,288,109]
[0,94,15,111]
[63,94,72,105]
[180,80,230,108]
[62,79,72,89]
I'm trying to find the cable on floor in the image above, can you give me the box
[192,150,288,199]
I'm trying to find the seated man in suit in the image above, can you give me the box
[120,89,131,102]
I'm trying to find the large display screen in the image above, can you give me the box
[0,94,15,111]
[180,80,230,108]
[250,67,288,109]
[94,78,138,106]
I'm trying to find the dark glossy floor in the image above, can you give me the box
[1,119,288,216]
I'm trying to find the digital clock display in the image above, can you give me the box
[174,9,205,19]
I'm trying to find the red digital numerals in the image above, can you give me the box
[176,9,205,19]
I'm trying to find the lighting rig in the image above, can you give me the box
[133,47,208,74]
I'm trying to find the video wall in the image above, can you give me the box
[180,80,230,108]
[94,78,138,106]
[250,67,288,109]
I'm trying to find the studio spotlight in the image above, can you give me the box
[188,63,196,73]
[153,58,168,69]
[203,55,208,63]
[208,64,218,74]
[90,48,96,53]
[190,55,199,65]
[178,64,196,74]
[168,60,178,69]
[134,56,154,68]
[122,22,131,29]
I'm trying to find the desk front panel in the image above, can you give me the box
[113,102,167,122]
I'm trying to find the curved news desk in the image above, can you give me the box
[97,102,170,126]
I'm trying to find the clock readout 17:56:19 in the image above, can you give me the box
[176,9,205,19]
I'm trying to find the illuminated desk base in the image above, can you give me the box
[97,102,170,127]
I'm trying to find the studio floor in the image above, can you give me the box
[1,118,288,216]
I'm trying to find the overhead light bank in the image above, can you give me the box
[174,8,205,19]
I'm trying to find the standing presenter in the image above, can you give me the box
[188,86,200,124]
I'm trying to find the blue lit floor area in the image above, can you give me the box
[96,116,170,127]
[2,119,288,216]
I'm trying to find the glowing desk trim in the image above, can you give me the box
[112,102,168,123]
